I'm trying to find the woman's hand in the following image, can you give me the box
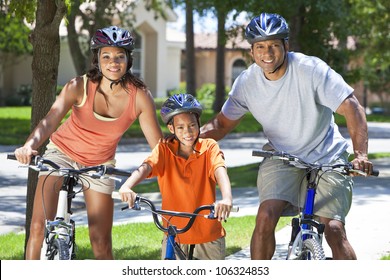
[14,146,38,165]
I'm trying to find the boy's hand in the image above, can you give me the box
[215,199,232,222]
[119,187,137,208]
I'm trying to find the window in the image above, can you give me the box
[232,59,247,85]
[131,32,142,77]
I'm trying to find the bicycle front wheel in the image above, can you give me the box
[48,239,70,260]
[300,238,326,260]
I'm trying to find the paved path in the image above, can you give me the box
[1,122,390,260]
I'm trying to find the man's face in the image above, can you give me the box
[251,39,288,80]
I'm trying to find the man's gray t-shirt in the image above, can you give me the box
[222,52,353,164]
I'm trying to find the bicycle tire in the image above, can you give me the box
[174,244,187,260]
[48,238,70,260]
[70,219,76,260]
[299,238,326,260]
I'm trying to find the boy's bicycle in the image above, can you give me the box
[7,153,132,260]
[252,150,379,260]
[115,194,238,260]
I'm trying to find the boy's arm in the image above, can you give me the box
[214,166,233,221]
[119,162,152,208]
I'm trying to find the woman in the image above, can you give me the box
[14,26,163,259]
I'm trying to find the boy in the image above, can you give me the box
[119,93,233,260]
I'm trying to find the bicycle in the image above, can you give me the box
[252,150,379,260]
[114,194,238,260]
[7,153,132,260]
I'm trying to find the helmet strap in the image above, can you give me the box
[97,48,127,89]
[171,118,201,154]
[267,40,288,75]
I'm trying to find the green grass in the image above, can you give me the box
[0,215,290,260]
[134,163,259,193]
[2,106,389,145]
[1,107,389,259]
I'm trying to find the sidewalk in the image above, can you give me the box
[1,122,390,260]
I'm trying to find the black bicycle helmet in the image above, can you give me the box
[91,26,134,51]
[161,93,203,124]
[245,13,289,44]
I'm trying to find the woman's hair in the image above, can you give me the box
[86,48,147,90]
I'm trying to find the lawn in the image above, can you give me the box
[1,106,389,260]
[1,106,390,145]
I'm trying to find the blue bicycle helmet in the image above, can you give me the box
[245,13,289,44]
[161,93,203,124]
[91,26,134,51]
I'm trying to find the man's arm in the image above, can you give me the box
[200,112,242,141]
[336,94,373,174]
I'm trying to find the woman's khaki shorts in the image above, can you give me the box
[257,152,353,223]
[161,235,226,260]
[38,146,116,195]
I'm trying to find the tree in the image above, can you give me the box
[168,0,197,96]
[3,0,67,256]
[0,7,33,105]
[184,0,196,96]
[347,0,390,109]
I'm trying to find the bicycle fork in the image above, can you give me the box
[41,176,77,259]
[287,169,326,259]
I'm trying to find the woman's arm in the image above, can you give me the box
[14,77,84,164]
[136,89,163,149]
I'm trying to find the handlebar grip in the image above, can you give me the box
[7,153,38,165]
[371,169,379,177]
[252,150,274,158]
[7,153,17,160]
[105,167,132,177]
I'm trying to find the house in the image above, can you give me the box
[0,2,184,105]
[188,32,252,88]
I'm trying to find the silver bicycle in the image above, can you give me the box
[8,153,131,260]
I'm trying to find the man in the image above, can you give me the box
[200,12,373,260]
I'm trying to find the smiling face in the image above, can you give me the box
[168,112,200,148]
[251,39,288,80]
[99,46,128,81]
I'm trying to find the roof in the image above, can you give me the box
[194,32,250,50]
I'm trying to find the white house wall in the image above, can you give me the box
[0,2,183,104]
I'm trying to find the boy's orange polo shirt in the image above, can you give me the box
[144,138,227,244]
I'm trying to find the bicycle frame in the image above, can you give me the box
[286,168,326,260]
[8,153,132,260]
[119,195,238,260]
[40,175,77,260]
[252,149,379,260]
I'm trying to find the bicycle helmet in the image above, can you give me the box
[161,93,203,124]
[245,13,289,44]
[91,26,134,51]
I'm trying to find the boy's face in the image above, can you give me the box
[168,113,199,147]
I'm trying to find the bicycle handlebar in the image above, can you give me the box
[120,195,238,235]
[7,153,132,179]
[252,150,379,177]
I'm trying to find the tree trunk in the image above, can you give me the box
[213,8,226,112]
[185,0,196,96]
[66,0,87,75]
[24,0,66,258]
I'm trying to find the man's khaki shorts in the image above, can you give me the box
[257,152,353,223]
[38,144,116,194]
